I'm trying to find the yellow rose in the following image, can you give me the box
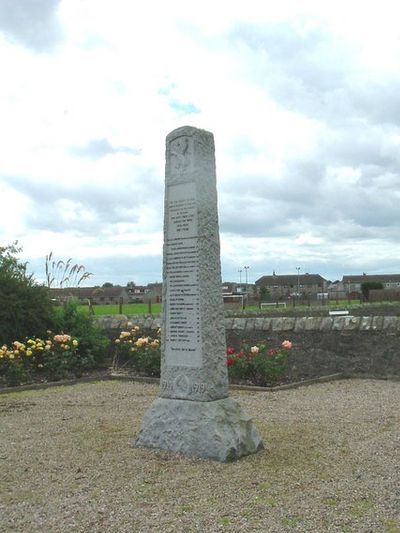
[26,350,32,356]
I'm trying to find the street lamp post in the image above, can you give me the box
[296,267,301,304]
[238,269,242,285]
[243,266,249,310]
[243,266,250,291]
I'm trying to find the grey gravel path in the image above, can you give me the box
[0,379,399,532]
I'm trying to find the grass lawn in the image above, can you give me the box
[71,303,163,315]
[58,300,399,316]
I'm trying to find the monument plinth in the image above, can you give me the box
[135,126,263,461]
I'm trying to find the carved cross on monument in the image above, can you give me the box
[135,126,263,461]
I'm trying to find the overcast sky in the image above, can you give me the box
[1,0,400,286]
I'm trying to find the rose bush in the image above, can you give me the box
[226,340,292,386]
[0,323,292,389]
[113,325,161,377]
[0,332,93,385]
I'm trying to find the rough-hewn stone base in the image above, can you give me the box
[135,397,263,462]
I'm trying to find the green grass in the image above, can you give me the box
[85,303,162,315]
[56,299,399,316]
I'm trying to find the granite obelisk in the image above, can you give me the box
[135,126,263,461]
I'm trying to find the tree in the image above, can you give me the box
[102,282,114,288]
[126,281,136,288]
[0,243,55,345]
[259,286,271,302]
[361,281,384,300]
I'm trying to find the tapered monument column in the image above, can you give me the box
[135,126,263,461]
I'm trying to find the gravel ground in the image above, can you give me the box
[0,379,399,532]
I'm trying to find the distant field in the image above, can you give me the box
[73,299,397,316]
[79,303,162,315]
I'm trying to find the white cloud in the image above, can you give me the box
[1,0,400,285]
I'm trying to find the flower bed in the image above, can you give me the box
[112,326,161,377]
[0,332,94,386]
[1,323,292,388]
[226,340,292,387]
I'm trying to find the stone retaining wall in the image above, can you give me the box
[95,315,400,379]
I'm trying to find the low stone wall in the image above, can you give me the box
[95,315,400,380]
[225,303,400,317]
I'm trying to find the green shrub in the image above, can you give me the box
[361,281,384,300]
[0,243,56,345]
[226,341,292,386]
[54,299,110,366]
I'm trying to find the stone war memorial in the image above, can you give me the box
[135,126,263,461]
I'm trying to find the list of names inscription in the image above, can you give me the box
[165,182,202,367]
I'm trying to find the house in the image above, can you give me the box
[342,274,400,298]
[255,273,328,299]
[49,286,131,305]
[222,282,257,296]
[146,282,163,303]
[222,282,237,295]
[126,285,149,303]
[327,280,347,300]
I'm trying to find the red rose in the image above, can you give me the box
[226,346,235,355]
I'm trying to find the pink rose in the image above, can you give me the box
[281,340,292,350]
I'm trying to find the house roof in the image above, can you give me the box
[49,287,127,298]
[342,274,400,283]
[255,274,327,286]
